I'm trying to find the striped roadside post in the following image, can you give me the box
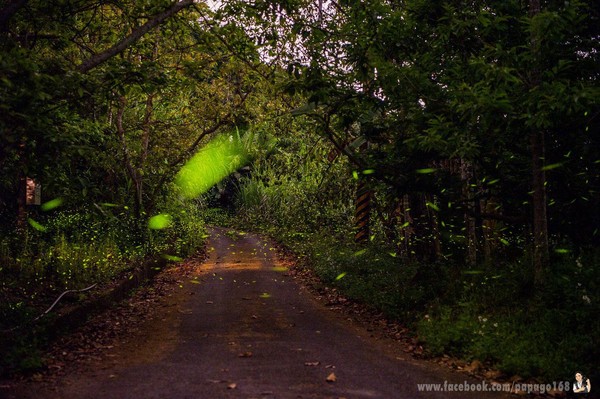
[354,180,371,243]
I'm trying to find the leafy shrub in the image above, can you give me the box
[277,231,450,323]
[417,250,600,381]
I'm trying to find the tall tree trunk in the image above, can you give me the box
[398,194,412,259]
[15,139,27,232]
[481,196,501,263]
[16,174,27,230]
[529,0,549,285]
[116,96,142,220]
[137,93,154,216]
[531,129,548,283]
[425,193,442,260]
[461,159,478,266]
[409,193,435,262]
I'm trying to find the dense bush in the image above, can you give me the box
[413,250,600,380]
[0,200,206,326]
[231,124,599,382]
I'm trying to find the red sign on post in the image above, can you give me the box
[26,177,41,205]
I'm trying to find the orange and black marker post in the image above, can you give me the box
[354,180,371,243]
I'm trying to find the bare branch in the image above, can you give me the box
[78,0,195,73]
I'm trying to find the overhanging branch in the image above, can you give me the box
[77,0,195,73]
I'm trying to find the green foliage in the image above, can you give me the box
[199,207,235,227]
[0,335,44,374]
[290,233,449,323]
[0,0,597,384]
[0,198,207,374]
[418,250,600,380]
[235,124,355,233]
[3,210,138,289]
[155,202,207,259]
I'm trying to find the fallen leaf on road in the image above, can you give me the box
[206,301,214,304]
[238,351,253,358]
[305,362,320,367]
[465,359,483,373]
[326,373,337,382]
[227,383,237,389]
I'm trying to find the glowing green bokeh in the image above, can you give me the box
[41,197,64,211]
[162,254,183,261]
[541,163,563,171]
[28,218,47,232]
[425,201,440,212]
[148,214,173,230]
[175,134,249,199]
[353,249,366,257]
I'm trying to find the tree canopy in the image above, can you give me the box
[1,0,598,382]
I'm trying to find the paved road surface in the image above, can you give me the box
[5,227,511,399]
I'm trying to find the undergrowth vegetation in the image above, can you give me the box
[0,200,206,374]
[228,127,599,383]
[235,199,599,382]
[1,202,205,295]
[0,0,597,386]
[418,252,600,379]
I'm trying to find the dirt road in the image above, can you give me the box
[4,227,511,398]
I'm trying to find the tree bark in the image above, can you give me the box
[461,159,478,266]
[531,129,548,283]
[116,96,142,219]
[136,93,154,217]
[77,0,195,73]
[398,195,412,259]
[0,0,28,31]
[529,0,549,285]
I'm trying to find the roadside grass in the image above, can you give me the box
[418,250,600,381]
[234,219,599,383]
[278,231,451,323]
[0,204,207,375]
